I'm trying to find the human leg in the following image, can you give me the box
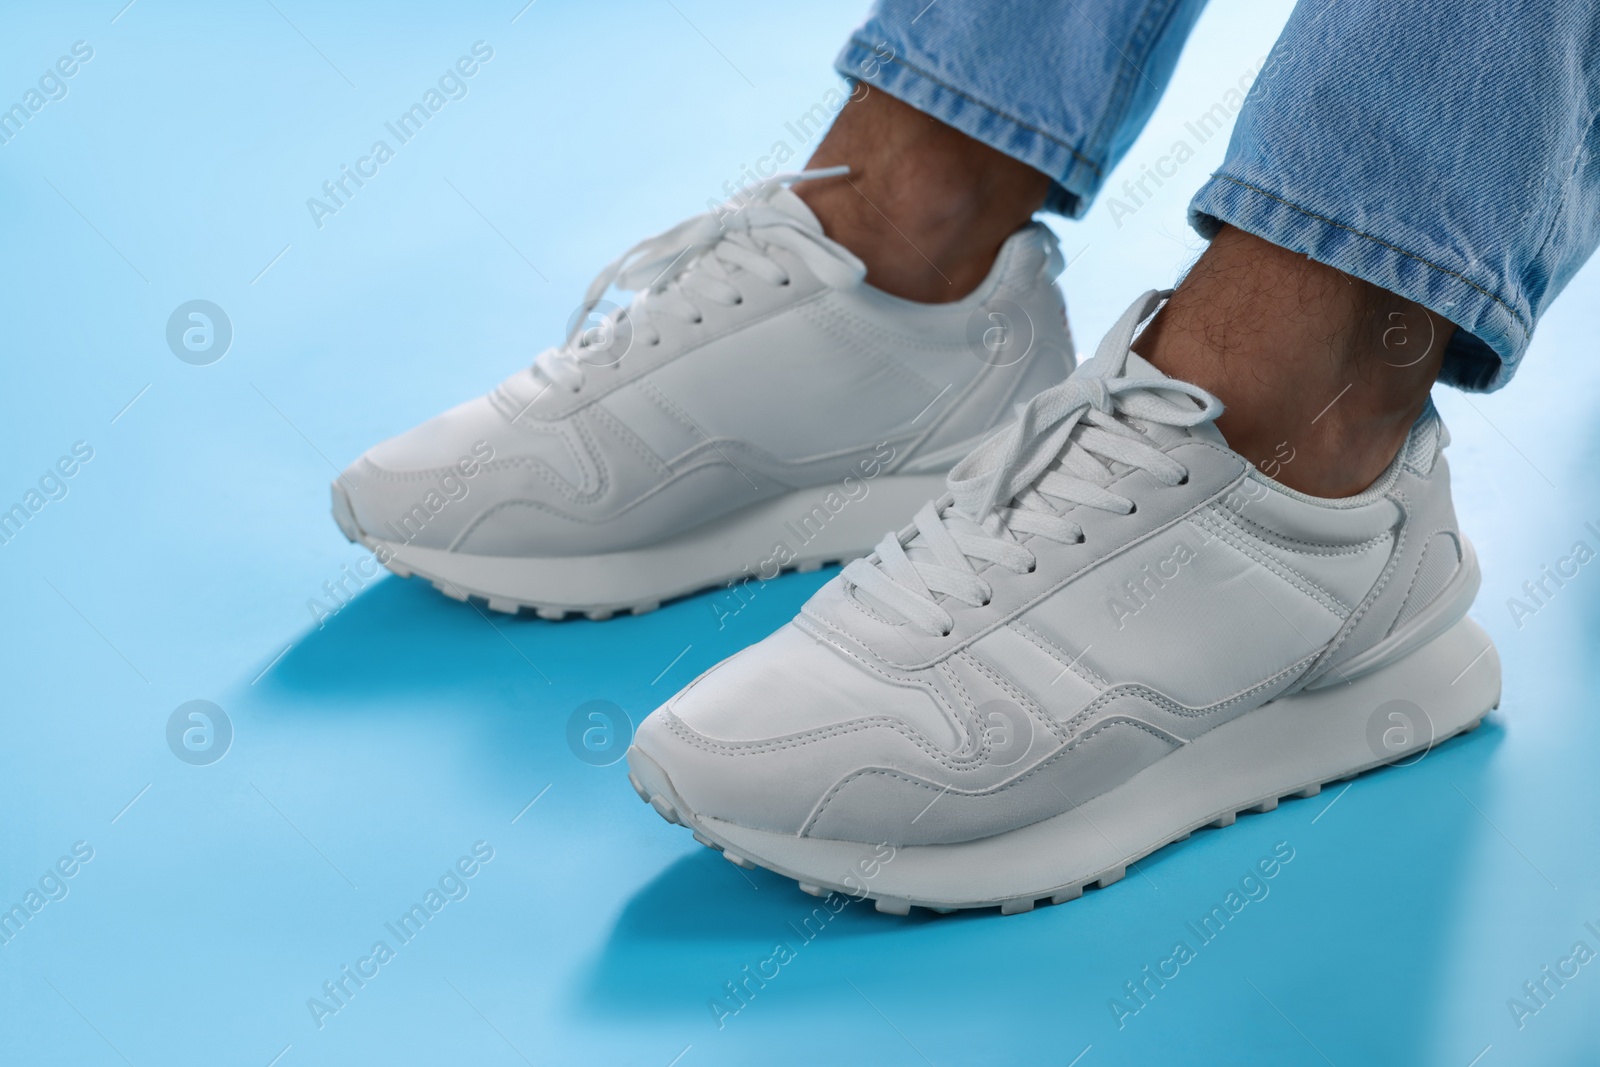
[796,0,1212,299]
[623,0,1600,909]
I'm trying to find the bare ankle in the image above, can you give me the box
[795,90,1048,302]
[1137,226,1452,498]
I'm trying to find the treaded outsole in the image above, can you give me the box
[626,709,1494,917]
[331,483,849,620]
[393,556,844,621]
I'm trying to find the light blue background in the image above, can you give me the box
[1,1,1596,1064]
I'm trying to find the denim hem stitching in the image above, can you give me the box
[1209,174,1529,339]
[1081,0,1184,178]
[846,35,1101,177]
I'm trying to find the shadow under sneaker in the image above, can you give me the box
[627,289,1501,914]
[331,171,1075,619]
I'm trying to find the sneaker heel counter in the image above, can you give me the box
[1044,277,1076,374]
[1008,229,1077,401]
[895,235,1075,474]
[1391,411,1470,630]
[1031,224,1076,372]
[1302,413,1473,690]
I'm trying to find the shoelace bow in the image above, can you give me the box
[532,167,863,392]
[843,289,1225,636]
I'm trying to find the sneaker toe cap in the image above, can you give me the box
[630,623,958,835]
[335,394,550,551]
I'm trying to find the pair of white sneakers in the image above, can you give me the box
[333,176,1500,915]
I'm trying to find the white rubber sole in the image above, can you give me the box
[627,614,1501,915]
[331,474,946,619]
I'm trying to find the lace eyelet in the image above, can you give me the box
[1177,473,1190,485]
[692,316,704,324]
[778,277,791,287]
[1126,503,1138,515]
[733,296,744,305]
[1025,562,1037,574]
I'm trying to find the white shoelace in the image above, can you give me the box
[843,290,1225,636]
[531,167,864,392]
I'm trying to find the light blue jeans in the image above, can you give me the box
[836,0,1600,390]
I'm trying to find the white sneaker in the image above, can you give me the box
[331,171,1074,618]
[627,290,1501,914]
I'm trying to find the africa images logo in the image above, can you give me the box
[166,300,233,365]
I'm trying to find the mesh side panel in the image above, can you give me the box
[1391,532,1461,632]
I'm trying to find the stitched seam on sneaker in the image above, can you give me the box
[1061,653,1317,738]
[795,300,950,399]
[809,442,1251,670]
[635,380,705,448]
[671,633,972,761]
[1009,621,1111,688]
[662,709,985,770]
[585,401,672,480]
[1303,496,1412,683]
[803,718,1177,835]
[1192,511,1350,616]
[953,649,1068,744]
[1209,503,1393,558]
[934,660,982,753]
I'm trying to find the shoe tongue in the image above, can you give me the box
[764,185,824,232]
[1121,349,1163,379]
[851,340,1227,627]
[1115,349,1227,448]
[733,184,865,287]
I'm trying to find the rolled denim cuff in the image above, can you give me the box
[833,37,1099,218]
[1190,175,1515,392]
